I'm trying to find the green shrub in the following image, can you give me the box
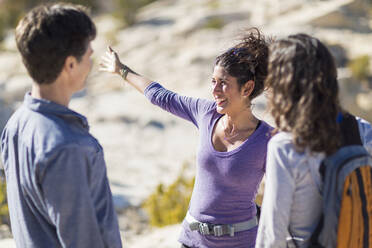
[0,17,5,42]
[348,55,371,82]
[0,170,9,226]
[206,0,220,10]
[203,17,225,30]
[0,0,25,42]
[114,0,158,26]
[65,0,99,10]
[142,164,194,227]
[114,0,139,26]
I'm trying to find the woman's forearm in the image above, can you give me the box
[121,66,152,94]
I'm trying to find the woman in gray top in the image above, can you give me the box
[255,34,372,247]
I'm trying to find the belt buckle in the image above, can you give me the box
[189,222,200,231]
[228,225,235,237]
[199,223,210,235]
[213,225,223,237]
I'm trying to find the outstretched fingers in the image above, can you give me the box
[99,46,126,75]
[99,47,118,73]
[101,54,113,64]
[107,46,122,63]
[99,56,112,71]
[98,63,110,72]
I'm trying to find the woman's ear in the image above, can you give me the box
[242,80,255,97]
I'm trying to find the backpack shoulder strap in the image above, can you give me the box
[340,113,362,146]
[319,113,361,179]
[313,113,364,247]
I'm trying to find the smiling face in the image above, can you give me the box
[212,65,249,115]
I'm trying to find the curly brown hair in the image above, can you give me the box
[215,27,269,100]
[266,34,342,155]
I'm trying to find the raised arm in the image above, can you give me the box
[99,46,215,127]
[99,46,152,93]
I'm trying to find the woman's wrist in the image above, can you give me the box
[119,63,130,80]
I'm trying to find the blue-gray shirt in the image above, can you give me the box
[1,93,122,248]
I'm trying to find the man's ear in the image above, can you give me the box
[63,56,77,74]
[242,80,255,97]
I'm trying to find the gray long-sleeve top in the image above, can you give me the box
[256,117,372,248]
[1,93,122,248]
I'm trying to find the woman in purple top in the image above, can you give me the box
[100,28,273,248]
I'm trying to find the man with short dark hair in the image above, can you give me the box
[0,3,122,247]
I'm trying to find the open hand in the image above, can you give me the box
[99,46,123,75]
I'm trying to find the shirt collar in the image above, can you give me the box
[24,92,89,130]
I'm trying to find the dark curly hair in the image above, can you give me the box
[266,34,342,155]
[15,3,96,85]
[215,27,269,100]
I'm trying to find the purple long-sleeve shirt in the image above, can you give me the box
[145,82,272,248]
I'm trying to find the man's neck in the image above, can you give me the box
[31,81,72,107]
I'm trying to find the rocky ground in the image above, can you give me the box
[1,0,372,247]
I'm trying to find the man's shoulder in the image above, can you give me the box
[2,105,29,139]
[36,115,97,154]
[4,105,97,153]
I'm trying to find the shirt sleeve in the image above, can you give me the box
[262,154,267,173]
[38,145,115,248]
[256,138,295,248]
[1,128,8,170]
[144,82,214,128]
[356,116,372,154]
